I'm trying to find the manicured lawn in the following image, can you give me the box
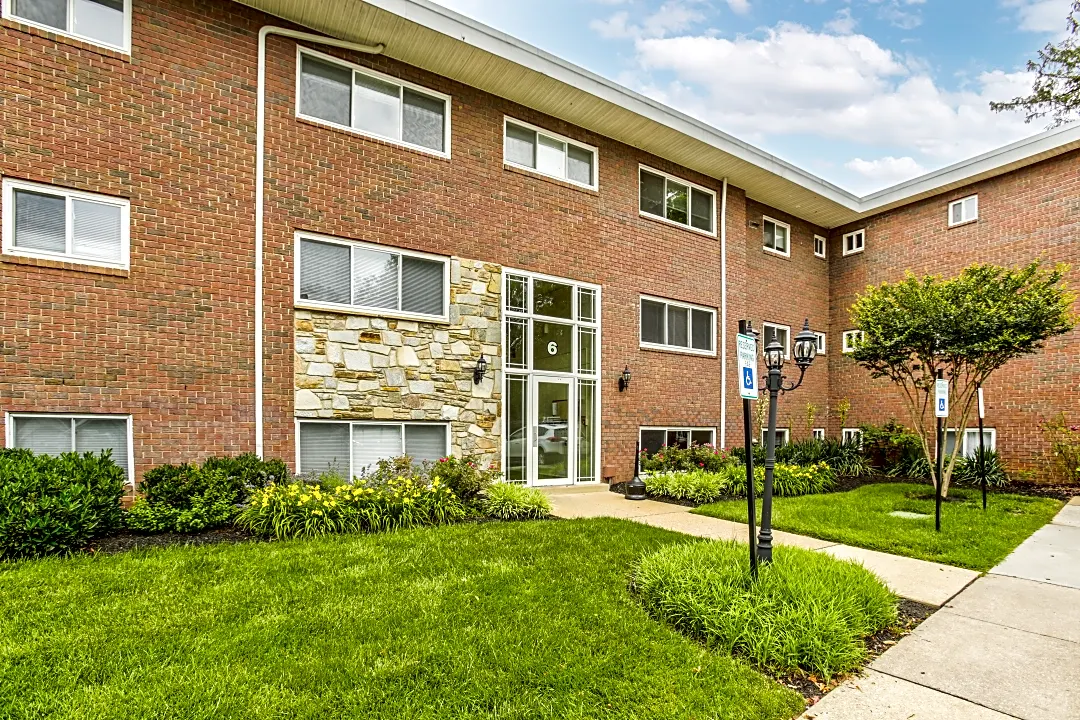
[0,519,804,720]
[694,483,1063,572]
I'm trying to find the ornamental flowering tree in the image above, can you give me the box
[849,263,1075,497]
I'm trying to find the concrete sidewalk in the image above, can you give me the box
[544,486,979,607]
[805,497,1080,720]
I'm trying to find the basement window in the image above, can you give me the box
[8,414,132,482]
[949,195,978,226]
[5,0,130,52]
[640,427,716,454]
[760,428,791,447]
[298,421,449,478]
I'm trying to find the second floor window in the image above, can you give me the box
[763,217,790,256]
[504,119,597,188]
[639,166,715,235]
[6,0,129,52]
[640,296,716,354]
[296,233,449,321]
[298,51,450,156]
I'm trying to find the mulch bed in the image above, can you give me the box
[88,527,260,555]
[777,598,936,707]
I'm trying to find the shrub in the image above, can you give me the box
[1041,414,1080,484]
[202,454,289,492]
[953,449,1010,488]
[483,482,552,520]
[0,449,126,560]
[862,421,927,478]
[430,456,499,501]
[238,473,465,540]
[730,439,869,477]
[640,444,733,474]
[632,540,898,679]
[646,463,835,504]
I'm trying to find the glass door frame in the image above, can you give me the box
[530,373,575,487]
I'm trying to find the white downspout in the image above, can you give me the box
[255,26,385,457]
[719,177,729,448]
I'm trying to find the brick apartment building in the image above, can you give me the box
[0,0,1076,487]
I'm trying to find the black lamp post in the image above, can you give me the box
[757,319,818,564]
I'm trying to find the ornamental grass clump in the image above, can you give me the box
[483,482,552,520]
[633,540,897,680]
[645,463,835,505]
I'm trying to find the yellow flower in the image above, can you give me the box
[300,495,310,503]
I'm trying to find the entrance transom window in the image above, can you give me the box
[504,271,600,486]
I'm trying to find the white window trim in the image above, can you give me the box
[293,230,451,323]
[760,428,791,446]
[295,46,452,160]
[814,234,827,259]
[639,294,718,357]
[502,116,598,190]
[762,216,791,258]
[638,164,717,238]
[1,178,131,270]
[842,330,864,354]
[761,321,791,360]
[5,412,135,484]
[640,426,717,449]
[294,419,451,479]
[812,428,826,441]
[2,0,132,54]
[814,332,827,355]
[948,195,979,227]
[842,229,866,256]
[945,427,997,458]
[842,428,863,446]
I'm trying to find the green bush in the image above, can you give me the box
[646,463,836,504]
[0,449,126,560]
[237,472,466,540]
[202,454,289,491]
[731,439,870,477]
[862,421,927,478]
[429,456,500,501]
[953,449,1010,487]
[483,482,552,520]
[640,444,733,474]
[633,540,897,679]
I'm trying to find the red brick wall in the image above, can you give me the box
[828,153,1080,478]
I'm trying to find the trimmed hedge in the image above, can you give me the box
[0,449,126,560]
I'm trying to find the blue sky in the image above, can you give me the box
[431,0,1073,193]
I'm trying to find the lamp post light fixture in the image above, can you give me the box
[473,354,489,385]
[618,365,632,392]
[757,319,818,564]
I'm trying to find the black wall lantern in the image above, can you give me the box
[473,354,489,385]
[618,365,632,392]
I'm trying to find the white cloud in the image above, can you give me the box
[845,156,927,184]
[590,0,705,40]
[1002,0,1074,33]
[726,0,752,14]
[825,8,857,34]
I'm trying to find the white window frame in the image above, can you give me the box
[1,178,131,270]
[5,412,134,484]
[814,234,827,259]
[294,230,451,323]
[814,332,827,355]
[3,0,132,54]
[761,322,791,360]
[812,428,826,441]
[762,216,791,258]
[948,195,979,227]
[760,428,791,447]
[638,165,717,237]
[295,419,450,479]
[639,295,718,357]
[295,47,452,159]
[945,427,996,458]
[502,117,598,190]
[842,330,864,354]
[842,428,863,446]
[842,229,866,256]
[640,426,717,452]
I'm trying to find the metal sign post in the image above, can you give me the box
[978,384,987,511]
[738,320,759,579]
[934,373,949,532]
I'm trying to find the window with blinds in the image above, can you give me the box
[296,234,449,320]
[9,414,131,482]
[297,421,450,479]
[6,0,129,52]
[2,179,129,269]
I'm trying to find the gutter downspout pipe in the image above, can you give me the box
[255,26,385,457]
[719,177,729,447]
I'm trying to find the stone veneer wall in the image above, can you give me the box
[294,258,503,468]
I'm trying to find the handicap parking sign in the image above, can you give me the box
[935,379,949,418]
[737,334,758,400]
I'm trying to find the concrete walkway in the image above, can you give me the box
[805,497,1080,720]
[544,485,978,607]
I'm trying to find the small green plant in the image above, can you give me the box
[804,403,818,439]
[633,540,897,679]
[645,463,835,504]
[640,444,732,474]
[1041,414,1080,484]
[0,449,126,560]
[430,456,499,501]
[861,420,926,478]
[483,483,552,520]
[836,398,851,430]
[953,449,1010,488]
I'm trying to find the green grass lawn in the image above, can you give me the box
[0,519,804,720]
[694,483,1063,572]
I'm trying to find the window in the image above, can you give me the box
[762,322,790,359]
[640,296,716,355]
[814,332,827,355]
[842,428,863,447]
[297,420,449,478]
[2,179,129,269]
[843,229,865,256]
[298,50,450,156]
[842,330,864,354]
[639,166,715,235]
[5,0,130,52]
[503,118,597,189]
[949,195,978,226]
[814,235,826,259]
[945,428,996,458]
[812,428,826,441]
[760,428,791,447]
[296,233,449,321]
[7,414,132,482]
[640,427,716,455]
[763,217,790,257]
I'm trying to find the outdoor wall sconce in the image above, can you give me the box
[473,355,488,385]
[618,365,632,392]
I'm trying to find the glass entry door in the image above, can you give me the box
[533,375,573,486]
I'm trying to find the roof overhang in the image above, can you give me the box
[234,0,1080,229]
